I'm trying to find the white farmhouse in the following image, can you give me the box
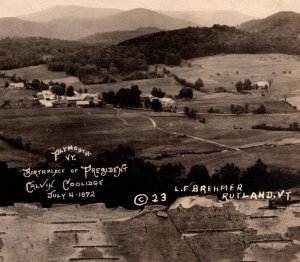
[36,90,56,100]
[160,97,176,111]
[256,81,270,90]
[9,82,24,89]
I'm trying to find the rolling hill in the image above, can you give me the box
[119,25,300,64]
[19,5,121,22]
[239,11,300,37]
[0,18,54,38]
[79,27,163,44]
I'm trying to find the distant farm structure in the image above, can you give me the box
[256,81,270,90]
[141,93,176,112]
[9,82,25,90]
[37,89,101,108]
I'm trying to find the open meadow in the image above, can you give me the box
[1,105,300,172]
[166,53,300,99]
[0,65,71,83]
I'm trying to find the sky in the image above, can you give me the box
[0,0,299,18]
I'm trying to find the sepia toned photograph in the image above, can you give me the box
[0,0,300,261]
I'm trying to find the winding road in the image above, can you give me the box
[115,108,300,152]
[141,114,239,151]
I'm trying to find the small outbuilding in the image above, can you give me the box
[256,81,270,90]
[76,101,90,108]
[9,82,25,89]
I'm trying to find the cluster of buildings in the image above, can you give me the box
[141,93,177,112]
[5,81,177,111]
[36,90,101,108]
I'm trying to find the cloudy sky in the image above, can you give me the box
[0,0,299,17]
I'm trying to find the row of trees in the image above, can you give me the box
[184,106,206,123]
[48,144,300,196]
[102,85,142,107]
[230,104,266,114]
[252,122,300,131]
[30,79,84,97]
[173,75,204,91]
[51,145,300,205]
[151,87,165,98]
[235,79,253,92]
[143,97,163,111]
[236,79,272,93]
[230,103,249,114]
[185,159,299,192]
[0,143,298,208]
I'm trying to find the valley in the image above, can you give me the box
[1,54,300,173]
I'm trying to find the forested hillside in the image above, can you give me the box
[1,24,300,83]
[119,25,300,64]
[0,37,147,83]
[239,11,300,37]
[79,27,162,44]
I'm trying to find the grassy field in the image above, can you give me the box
[166,53,300,99]
[0,107,225,168]
[0,89,36,107]
[74,76,184,97]
[1,106,300,172]
[2,54,300,99]
[0,65,71,82]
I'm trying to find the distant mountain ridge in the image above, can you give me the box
[79,27,163,44]
[0,18,53,38]
[0,7,197,40]
[164,10,255,27]
[19,5,121,22]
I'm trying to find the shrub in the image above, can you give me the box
[230,104,248,114]
[194,78,204,90]
[254,104,266,114]
[151,87,165,98]
[187,164,211,184]
[215,86,227,93]
[184,106,197,118]
[208,107,220,113]
[235,81,244,92]
[178,87,193,99]
[198,116,206,123]
[151,99,162,111]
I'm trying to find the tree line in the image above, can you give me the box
[0,145,299,209]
